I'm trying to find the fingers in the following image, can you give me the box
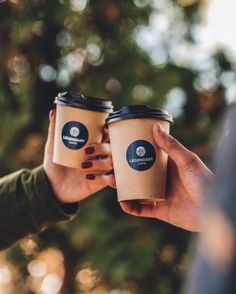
[153,123,200,170]
[81,156,113,172]
[84,143,111,157]
[120,201,156,218]
[86,174,116,189]
[105,174,116,189]
[102,127,109,143]
[44,109,56,160]
[120,200,171,224]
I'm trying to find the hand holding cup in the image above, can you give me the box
[43,110,115,204]
[120,123,213,232]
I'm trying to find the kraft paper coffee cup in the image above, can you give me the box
[106,105,173,203]
[53,92,113,168]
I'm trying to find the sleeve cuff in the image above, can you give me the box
[0,165,79,250]
[28,165,80,228]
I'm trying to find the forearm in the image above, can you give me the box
[0,165,79,250]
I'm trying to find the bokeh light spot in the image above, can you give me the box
[0,264,12,285]
[165,87,187,117]
[39,65,57,82]
[28,259,48,278]
[70,0,87,12]
[40,273,63,294]
[133,0,150,8]
[105,79,122,94]
[132,85,153,102]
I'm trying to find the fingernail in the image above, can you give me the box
[85,146,95,155]
[82,161,93,169]
[157,123,165,133]
[86,174,96,180]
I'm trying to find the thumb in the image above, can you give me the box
[153,123,198,168]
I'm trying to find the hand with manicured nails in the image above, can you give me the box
[43,109,116,203]
[120,123,213,232]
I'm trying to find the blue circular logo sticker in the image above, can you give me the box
[62,121,88,150]
[126,140,156,171]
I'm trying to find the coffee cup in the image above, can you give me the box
[53,92,113,168]
[106,105,173,203]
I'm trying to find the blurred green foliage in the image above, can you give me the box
[0,0,233,293]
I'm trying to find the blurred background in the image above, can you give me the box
[0,0,235,293]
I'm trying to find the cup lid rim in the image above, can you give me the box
[106,105,173,125]
[54,92,113,113]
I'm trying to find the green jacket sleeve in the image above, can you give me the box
[0,165,79,250]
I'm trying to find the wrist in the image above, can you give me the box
[43,164,68,204]
[31,166,80,221]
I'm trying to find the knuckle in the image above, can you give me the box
[166,135,179,150]
[181,152,200,170]
[95,157,112,170]
[100,157,112,170]
[93,143,110,154]
[101,144,111,154]
[106,156,113,167]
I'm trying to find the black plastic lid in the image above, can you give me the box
[54,92,113,113]
[106,105,173,125]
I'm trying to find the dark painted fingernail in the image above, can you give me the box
[86,174,96,180]
[85,146,95,155]
[82,161,93,169]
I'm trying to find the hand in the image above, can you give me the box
[120,123,213,232]
[43,109,116,203]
